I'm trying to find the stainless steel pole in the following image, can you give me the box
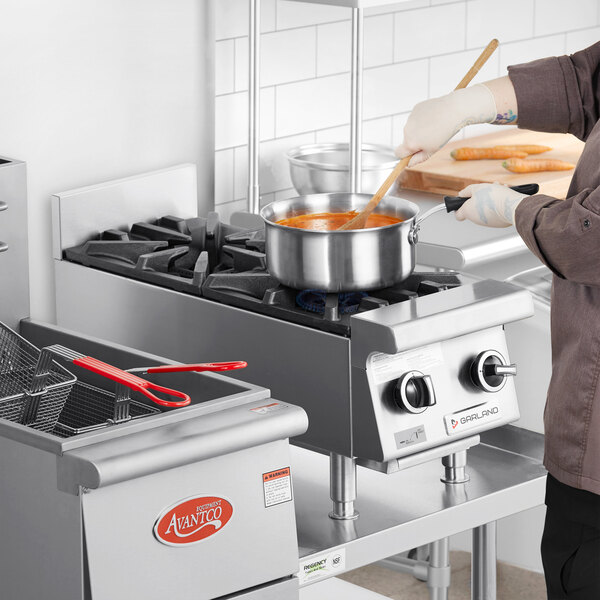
[379,555,429,581]
[472,522,497,600]
[248,0,261,213]
[428,537,451,600]
[329,453,359,520]
[349,8,364,194]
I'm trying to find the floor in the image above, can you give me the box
[339,551,547,599]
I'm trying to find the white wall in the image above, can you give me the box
[214,0,600,221]
[0,0,214,323]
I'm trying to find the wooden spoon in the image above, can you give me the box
[338,38,499,231]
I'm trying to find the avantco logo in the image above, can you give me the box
[154,496,233,547]
[444,403,502,435]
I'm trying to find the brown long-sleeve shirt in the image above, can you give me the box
[509,43,600,495]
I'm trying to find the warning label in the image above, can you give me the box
[298,549,346,584]
[263,467,292,508]
[251,402,285,415]
[370,343,444,384]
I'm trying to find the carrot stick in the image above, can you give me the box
[451,147,528,160]
[502,158,575,173]
[493,144,552,155]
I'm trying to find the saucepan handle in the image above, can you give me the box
[443,183,540,213]
[409,204,447,245]
[409,183,540,245]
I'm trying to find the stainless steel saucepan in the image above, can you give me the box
[259,185,538,292]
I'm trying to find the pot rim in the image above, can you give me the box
[286,143,399,172]
[260,193,420,235]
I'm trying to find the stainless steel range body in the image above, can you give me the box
[1,320,307,600]
[52,165,534,524]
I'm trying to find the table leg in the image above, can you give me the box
[472,522,497,600]
[428,537,451,600]
[329,453,359,520]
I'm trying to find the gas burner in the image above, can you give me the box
[64,212,257,296]
[63,210,464,336]
[296,290,367,315]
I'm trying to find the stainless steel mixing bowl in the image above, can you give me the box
[286,143,399,195]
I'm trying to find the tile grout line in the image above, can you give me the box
[215,23,597,98]
[273,81,278,140]
[232,34,237,99]
[392,10,396,66]
[217,112,414,154]
[463,0,468,51]
[315,24,319,79]
[215,0,473,43]
[216,25,593,101]
[217,6,594,44]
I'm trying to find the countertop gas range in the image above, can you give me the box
[64,211,464,337]
[53,165,534,520]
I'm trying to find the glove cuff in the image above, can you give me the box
[450,84,497,126]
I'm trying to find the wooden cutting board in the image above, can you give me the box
[397,129,584,199]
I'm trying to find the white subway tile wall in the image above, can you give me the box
[214,0,600,216]
[393,3,466,62]
[466,0,535,49]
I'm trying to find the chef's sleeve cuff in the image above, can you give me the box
[514,195,561,264]
[508,57,573,134]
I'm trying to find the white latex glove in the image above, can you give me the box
[395,84,497,167]
[455,183,528,228]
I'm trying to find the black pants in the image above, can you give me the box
[542,474,600,599]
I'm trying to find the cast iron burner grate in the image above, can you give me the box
[63,214,265,296]
[63,211,463,336]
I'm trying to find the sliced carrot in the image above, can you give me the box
[451,147,528,160]
[493,144,552,155]
[502,158,575,173]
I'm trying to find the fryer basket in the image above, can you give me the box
[53,381,161,438]
[0,323,76,432]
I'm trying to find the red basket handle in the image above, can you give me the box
[73,356,191,408]
[144,361,247,374]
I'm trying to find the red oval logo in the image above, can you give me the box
[154,496,233,546]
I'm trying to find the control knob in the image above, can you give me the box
[470,350,516,393]
[393,370,436,414]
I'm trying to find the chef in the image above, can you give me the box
[396,42,600,599]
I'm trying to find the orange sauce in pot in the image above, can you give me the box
[276,211,403,231]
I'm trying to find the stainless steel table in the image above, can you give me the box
[293,426,546,600]
[22,320,546,600]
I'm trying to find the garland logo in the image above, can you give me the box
[154,496,233,546]
[461,407,499,424]
[445,403,502,435]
